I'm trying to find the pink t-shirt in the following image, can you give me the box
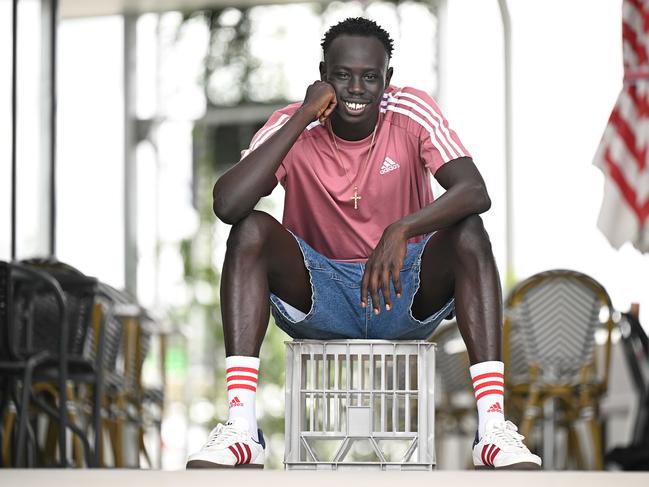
[240,85,471,261]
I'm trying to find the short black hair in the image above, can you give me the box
[321,17,394,59]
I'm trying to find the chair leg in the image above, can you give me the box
[44,416,59,466]
[521,389,541,444]
[584,415,604,470]
[2,406,16,467]
[115,409,125,468]
[108,414,121,467]
[91,379,103,467]
[15,366,36,467]
[566,423,584,469]
[58,375,68,467]
[139,424,151,468]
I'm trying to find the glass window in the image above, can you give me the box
[56,16,125,287]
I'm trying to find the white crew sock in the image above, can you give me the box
[225,355,260,441]
[469,360,505,439]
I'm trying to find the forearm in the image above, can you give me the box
[393,182,491,239]
[213,107,314,224]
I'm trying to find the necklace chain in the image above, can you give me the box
[328,120,378,210]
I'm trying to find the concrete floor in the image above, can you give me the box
[1,470,649,487]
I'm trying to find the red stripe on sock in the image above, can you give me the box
[229,445,240,463]
[475,389,504,401]
[227,383,257,392]
[243,443,252,464]
[227,367,258,375]
[226,375,258,383]
[472,372,504,383]
[473,380,505,392]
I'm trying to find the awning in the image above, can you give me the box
[594,0,649,253]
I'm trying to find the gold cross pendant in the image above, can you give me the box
[351,186,361,210]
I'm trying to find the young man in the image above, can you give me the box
[186,18,542,470]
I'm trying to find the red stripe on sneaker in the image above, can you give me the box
[243,443,252,464]
[226,375,258,383]
[228,445,240,463]
[473,380,505,392]
[481,444,490,466]
[226,367,259,375]
[475,389,505,401]
[489,446,501,465]
[486,444,497,466]
[235,443,246,465]
[472,372,504,383]
[227,383,257,392]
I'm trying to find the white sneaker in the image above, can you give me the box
[186,418,266,469]
[472,419,542,470]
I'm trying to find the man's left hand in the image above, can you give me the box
[361,223,409,314]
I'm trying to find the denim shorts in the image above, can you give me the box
[269,233,455,340]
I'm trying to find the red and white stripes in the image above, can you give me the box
[480,443,501,467]
[470,361,506,438]
[225,355,260,440]
[380,90,470,163]
[228,442,253,465]
[226,366,259,393]
[594,0,649,252]
[472,371,505,402]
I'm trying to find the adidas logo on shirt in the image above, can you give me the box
[380,156,401,175]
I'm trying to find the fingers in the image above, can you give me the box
[391,266,402,299]
[380,268,392,312]
[361,262,381,314]
[360,266,370,309]
[320,101,337,121]
[369,271,381,315]
[319,96,337,124]
[361,259,403,314]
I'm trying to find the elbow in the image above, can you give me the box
[474,184,491,214]
[212,185,239,225]
[213,201,241,226]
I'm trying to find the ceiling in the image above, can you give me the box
[61,0,327,18]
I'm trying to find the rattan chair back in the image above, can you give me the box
[504,269,614,388]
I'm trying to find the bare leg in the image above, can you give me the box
[221,211,312,357]
[412,214,502,364]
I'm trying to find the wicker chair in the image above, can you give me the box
[431,321,474,431]
[430,321,475,468]
[0,261,101,467]
[503,269,615,470]
[97,284,166,468]
[605,312,649,470]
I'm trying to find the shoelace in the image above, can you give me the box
[490,421,528,450]
[204,423,241,448]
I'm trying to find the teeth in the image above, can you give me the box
[345,101,367,111]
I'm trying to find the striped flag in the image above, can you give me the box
[594,0,649,253]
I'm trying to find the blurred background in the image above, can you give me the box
[1,0,647,472]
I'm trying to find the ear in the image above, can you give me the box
[319,61,327,82]
[385,66,393,86]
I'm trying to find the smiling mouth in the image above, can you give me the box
[343,100,370,114]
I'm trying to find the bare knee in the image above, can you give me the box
[451,215,492,258]
[226,210,277,253]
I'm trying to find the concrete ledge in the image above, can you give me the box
[1,470,649,487]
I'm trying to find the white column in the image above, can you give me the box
[124,13,138,296]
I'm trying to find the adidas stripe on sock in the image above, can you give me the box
[226,355,260,441]
[469,361,505,439]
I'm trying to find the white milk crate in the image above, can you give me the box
[284,340,436,470]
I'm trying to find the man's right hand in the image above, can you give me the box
[302,81,337,124]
